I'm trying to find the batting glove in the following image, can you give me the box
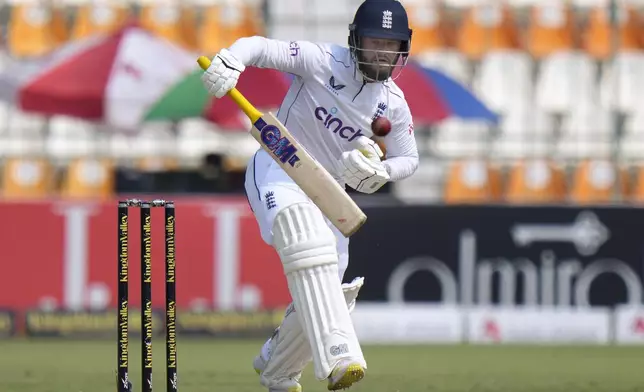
[349,135,384,163]
[201,48,245,98]
[340,136,389,194]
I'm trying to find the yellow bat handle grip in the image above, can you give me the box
[197,56,263,124]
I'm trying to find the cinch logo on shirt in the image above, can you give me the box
[314,107,365,141]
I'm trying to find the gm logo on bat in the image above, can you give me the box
[254,118,301,167]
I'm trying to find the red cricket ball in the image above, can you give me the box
[371,116,392,137]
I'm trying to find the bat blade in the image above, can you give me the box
[250,112,367,236]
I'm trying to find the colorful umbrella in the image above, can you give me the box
[147,66,291,129]
[0,24,198,131]
[397,61,499,125]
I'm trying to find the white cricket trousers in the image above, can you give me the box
[244,149,350,280]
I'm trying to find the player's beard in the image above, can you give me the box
[356,49,404,82]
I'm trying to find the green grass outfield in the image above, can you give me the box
[2,339,644,392]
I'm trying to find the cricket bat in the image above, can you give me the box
[197,56,367,237]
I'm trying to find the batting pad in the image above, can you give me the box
[259,303,308,386]
[272,203,365,380]
[261,277,365,385]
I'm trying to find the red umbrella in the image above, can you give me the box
[203,66,291,130]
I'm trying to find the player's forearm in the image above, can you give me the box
[383,156,418,182]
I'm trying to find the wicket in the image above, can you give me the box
[117,199,177,392]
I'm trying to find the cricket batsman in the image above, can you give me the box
[200,0,418,390]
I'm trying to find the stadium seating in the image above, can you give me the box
[51,4,70,46]
[456,3,519,59]
[620,109,644,160]
[582,3,642,59]
[569,159,629,203]
[526,2,576,59]
[599,52,644,114]
[7,4,59,57]
[176,118,228,164]
[472,50,534,114]
[628,165,644,202]
[70,2,130,40]
[60,158,114,199]
[535,51,599,114]
[1,158,54,198]
[1,0,644,202]
[198,3,264,56]
[444,159,503,203]
[2,108,47,157]
[492,106,555,159]
[504,159,567,203]
[138,2,197,50]
[555,104,615,159]
[46,116,100,162]
[431,118,491,158]
[406,1,451,54]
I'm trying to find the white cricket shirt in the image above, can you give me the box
[228,36,419,183]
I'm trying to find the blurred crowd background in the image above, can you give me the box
[0,0,643,205]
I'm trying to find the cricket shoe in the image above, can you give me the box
[326,359,365,391]
[253,353,302,392]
